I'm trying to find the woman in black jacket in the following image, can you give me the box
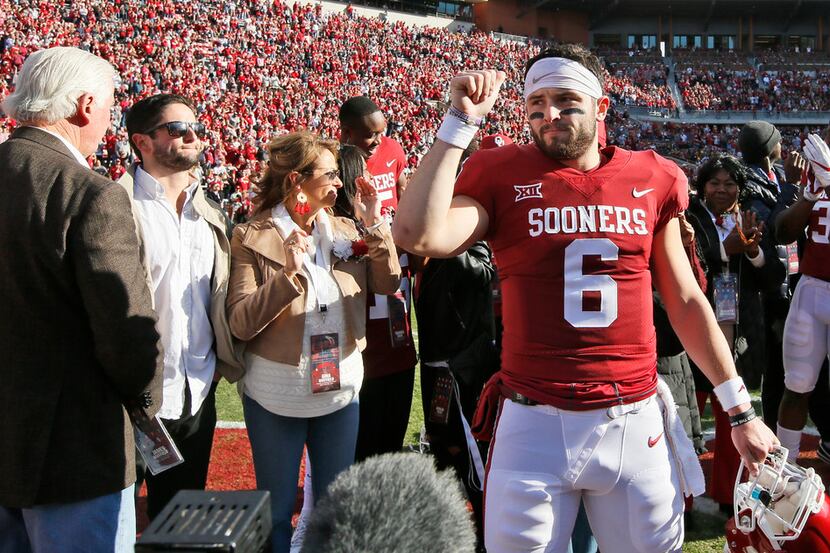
[685,154,786,510]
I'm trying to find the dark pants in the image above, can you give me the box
[243,395,359,553]
[355,367,415,462]
[420,365,486,545]
[136,382,218,521]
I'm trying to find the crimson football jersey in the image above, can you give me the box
[454,144,688,409]
[799,199,830,282]
[366,136,406,216]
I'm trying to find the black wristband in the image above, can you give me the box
[729,406,756,427]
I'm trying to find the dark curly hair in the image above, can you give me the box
[693,154,748,193]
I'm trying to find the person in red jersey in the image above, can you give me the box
[775,132,830,464]
[340,96,408,218]
[393,43,778,553]
[339,96,418,461]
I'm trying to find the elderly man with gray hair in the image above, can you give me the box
[0,47,162,552]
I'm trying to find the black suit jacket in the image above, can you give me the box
[0,127,163,507]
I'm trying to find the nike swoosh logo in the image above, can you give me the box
[632,188,655,198]
[648,432,663,448]
[386,159,395,167]
[532,71,560,85]
[738,385,746,393]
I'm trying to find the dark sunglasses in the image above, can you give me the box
[144,121,207,139]
[302,168,341,182]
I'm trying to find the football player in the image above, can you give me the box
[775,132,830,464]
[393,43,778,553]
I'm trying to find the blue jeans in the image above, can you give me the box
[0,485,135,553]
[243,395,360,553]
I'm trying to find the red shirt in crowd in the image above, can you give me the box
[366,136,406,217]
[362,135,416,378]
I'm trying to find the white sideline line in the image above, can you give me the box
[217,421,246,429]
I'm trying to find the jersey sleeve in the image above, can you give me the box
[393,140,407,181]
[453,150,495,233]
[655,158,689,232]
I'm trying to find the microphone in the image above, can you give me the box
[300,452,477,553]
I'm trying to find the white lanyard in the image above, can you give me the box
[303,226,336,313]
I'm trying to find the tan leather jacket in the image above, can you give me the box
[118,165,246,382]
[226,210,401,364]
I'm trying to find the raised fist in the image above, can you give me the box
[449,70,507,122]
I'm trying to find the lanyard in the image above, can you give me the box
[303,227,335,314]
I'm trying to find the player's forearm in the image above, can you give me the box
[393,140,464,253]
[775,197,813,244]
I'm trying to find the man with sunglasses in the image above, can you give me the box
[122,93,243,521]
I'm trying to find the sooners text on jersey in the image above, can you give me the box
[366,136,406,216]
[454,143,688,409]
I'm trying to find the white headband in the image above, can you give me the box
[523,57,603,100]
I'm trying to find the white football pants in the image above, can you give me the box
[783,275,830,394]
[484,395,684,553]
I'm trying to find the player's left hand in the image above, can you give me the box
[731,418,779,476]
[353,175,382,227]
[803,133,830,189]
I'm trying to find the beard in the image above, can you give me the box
[531,118,596,161]
[153,144,201,171]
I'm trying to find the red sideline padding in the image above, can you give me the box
[137,428,304,533]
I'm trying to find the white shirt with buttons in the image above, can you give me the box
[133,166,216,419]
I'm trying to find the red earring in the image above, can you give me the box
[294,191,310,215]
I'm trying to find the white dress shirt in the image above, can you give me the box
[133,166,216,419]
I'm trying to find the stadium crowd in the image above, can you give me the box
[0,0,821,220]
[674,48,830,112]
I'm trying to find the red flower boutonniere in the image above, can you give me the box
[332,236,369,262]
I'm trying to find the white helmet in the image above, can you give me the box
[725,447,830,553]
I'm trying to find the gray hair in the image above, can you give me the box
[2,47,116,124]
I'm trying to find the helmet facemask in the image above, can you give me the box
[733,447,826,546]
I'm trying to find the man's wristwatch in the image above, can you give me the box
[447,105,484,128]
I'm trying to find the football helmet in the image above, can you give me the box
[725,447,830,553]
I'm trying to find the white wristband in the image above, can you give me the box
[713,377,751,411]
[436,114,478,149]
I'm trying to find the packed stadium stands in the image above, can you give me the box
[1,0,828,218]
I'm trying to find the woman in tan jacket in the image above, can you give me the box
[226,131,400,553]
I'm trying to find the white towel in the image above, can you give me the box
[656,377,706,497]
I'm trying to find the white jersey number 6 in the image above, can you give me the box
[563,238,619,328]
